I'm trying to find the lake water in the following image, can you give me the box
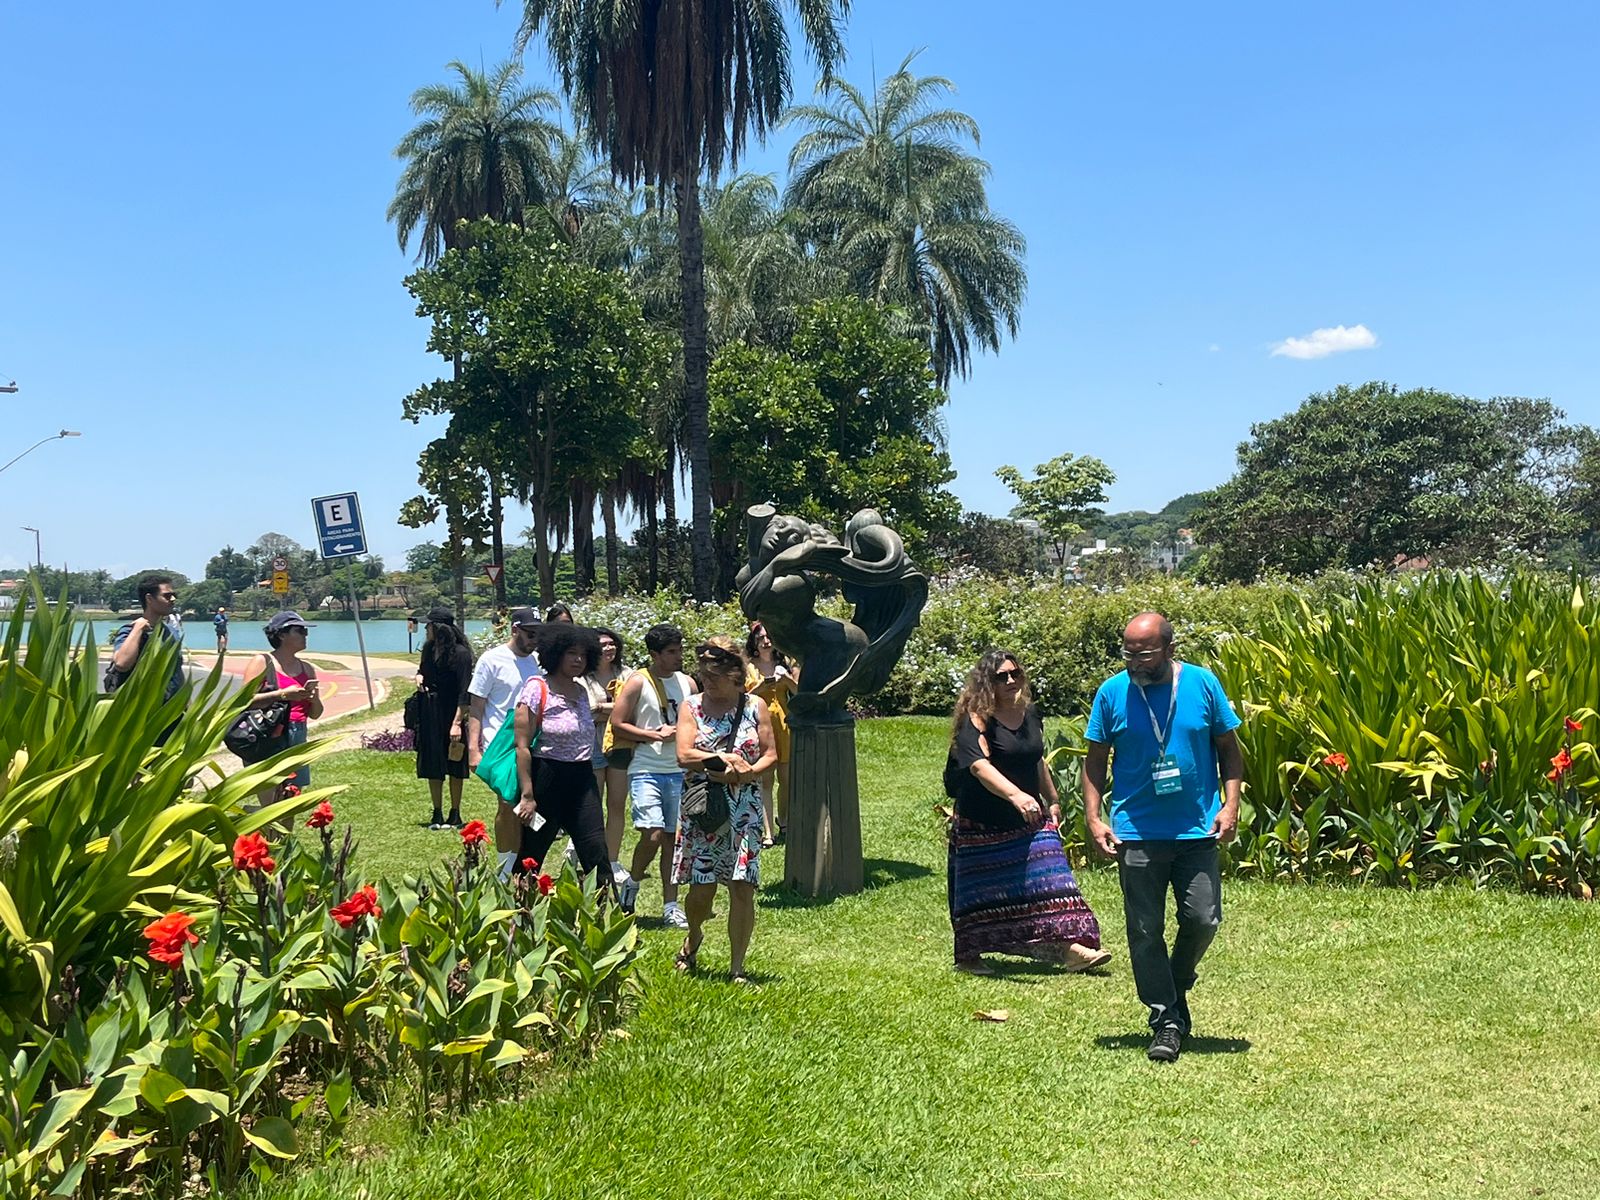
[73,617,493,656]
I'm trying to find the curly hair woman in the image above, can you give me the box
[945,648,1110,976]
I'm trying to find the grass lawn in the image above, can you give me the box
[265,718,1600,1200]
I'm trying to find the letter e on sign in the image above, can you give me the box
[321,498,351,527]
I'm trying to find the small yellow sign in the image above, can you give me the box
[271,571,290,595]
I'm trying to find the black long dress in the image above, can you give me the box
[415,641,473,780]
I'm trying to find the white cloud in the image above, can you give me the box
[1270,323,1378,360]
[1207,343,1221,353]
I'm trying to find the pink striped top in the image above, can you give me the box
[518,677,593,763]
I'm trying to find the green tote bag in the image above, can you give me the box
[474,678,545,802]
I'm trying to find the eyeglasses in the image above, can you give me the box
[992,668,1023,683]
[1120,648,1166,663]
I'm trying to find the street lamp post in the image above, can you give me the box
[0,430,81,476]
[21,527,41,573]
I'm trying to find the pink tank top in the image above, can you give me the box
[518,677,593,763]
[267,658,312,722]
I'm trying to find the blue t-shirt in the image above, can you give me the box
[1084,662,1241,841]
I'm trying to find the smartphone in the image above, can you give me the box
[701,755,727,773]
[524,811,546,831]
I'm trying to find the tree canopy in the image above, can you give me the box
[1193,382,1587,581]
[995,452,1116,566]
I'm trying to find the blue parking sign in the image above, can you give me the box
[311,492,367,559]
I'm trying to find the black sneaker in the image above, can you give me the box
[443,813,464,830]
[1147,1025,1183,1063]
[428,814,446,830]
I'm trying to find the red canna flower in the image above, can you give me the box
[520,857,538,872]
[1565,716,1583,734]
[232,833,276,874]
[330,884,382,928]
[460,820,489,846]
[537,874,555,896]
[142,912,199,969]
[1323,752,1350,773]
[306,801,335,829]
[1547,747,1574,783]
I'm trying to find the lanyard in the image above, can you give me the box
[1133,662,1182,752]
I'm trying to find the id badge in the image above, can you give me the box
[1152,754,1183,795]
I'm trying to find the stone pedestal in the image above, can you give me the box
[784,720,865,897]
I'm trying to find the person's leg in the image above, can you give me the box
[727,881,757,977]
[1167,838,1223,1032]
[427,778,444,825]
[757,770,776,843]
[775,759,790,835]
[604,766,631,864]
[561,767,614,891]
[679,881,716,968]
[1118,839,1182,1030]
[447,776,464,823]
[658,774,683,910]
[624,774,667,912]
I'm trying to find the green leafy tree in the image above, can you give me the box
[405,220,664,604]
[204,545,258,592]
[709,297,958,569]
[514,0,851,601]
[1194,382,1584,581]
[784,51,1026,387]
[928,512,1039,576]
[995,453,1116,567]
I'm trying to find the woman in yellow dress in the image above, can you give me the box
[745,622,797,846]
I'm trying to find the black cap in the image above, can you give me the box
[264,611,312,634]
[425,606,455,625]
[510,607,540,629]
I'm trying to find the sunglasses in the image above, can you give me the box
[158,592,177,601]
[992,668,1024,683]
[697,645,739,662]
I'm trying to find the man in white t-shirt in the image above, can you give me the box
[467,607,543,877]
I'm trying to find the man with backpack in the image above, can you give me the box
[107,575,189,741]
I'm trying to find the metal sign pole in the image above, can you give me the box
[347,566,376,711]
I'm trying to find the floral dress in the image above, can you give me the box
[672,695,765,887]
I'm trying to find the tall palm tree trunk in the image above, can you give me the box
[601,485,621,595]
[571,480,596,596]
[676,169,717,601]
[661,454,680,594]
[488,475,507,609]
[646,476,661,593]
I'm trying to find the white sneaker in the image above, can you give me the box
[662,901,689,929]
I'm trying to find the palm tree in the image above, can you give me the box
[514,0,851,601]
[784,51,1026,387]
[389,58,560,608]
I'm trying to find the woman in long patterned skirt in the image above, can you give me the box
[945,649,1111,975]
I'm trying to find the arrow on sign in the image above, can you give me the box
[333,543,357,554]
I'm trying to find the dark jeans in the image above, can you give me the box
[1118,838,1222,1034]
[511,758,614,890]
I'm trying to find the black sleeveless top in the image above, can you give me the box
[951,704,1045,829]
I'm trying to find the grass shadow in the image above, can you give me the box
[1092,1033,1253,1055]
[758,857,932,911]
[982,957,1115,983]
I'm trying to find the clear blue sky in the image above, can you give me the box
[3,1,1596,579]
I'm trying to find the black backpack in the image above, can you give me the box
[102,624,141,694]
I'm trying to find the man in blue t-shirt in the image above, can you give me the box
[1083,611,1243,1063]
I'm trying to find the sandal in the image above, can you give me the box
[675,939,700,973]
[730,970,756,987]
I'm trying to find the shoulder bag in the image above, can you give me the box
[681,693,746,834]
[475,677,546,803]
[224,655,294,764]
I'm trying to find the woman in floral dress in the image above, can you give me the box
[673,635,777,983]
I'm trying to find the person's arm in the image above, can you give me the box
[1211,729,1244,843]
[110,621,150,672]
[512,697,539,823]
[452,650,473,741]
[303,666,324,720]
[1082,740,1118,856]
[743,697,778,777]
[242,655,306,710]
[467,693,488,769]
[611,675,669,743]
[676,701,718,770]
[1037,757,1061,826]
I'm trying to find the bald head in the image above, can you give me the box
[1124,612,1174,646]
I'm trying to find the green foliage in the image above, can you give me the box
[1209,571,1600,896]
[1194,382,1586,581]
[783,50,1027,386]
[709,297,960,561]
[995,451,1117,566]
[0,587,332,1028]
[927,511,1041,576]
